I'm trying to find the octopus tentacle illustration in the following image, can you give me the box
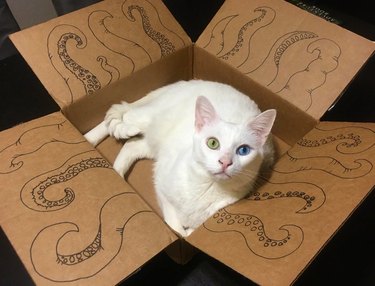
[218,7,276,69]
[273,152,373,179]
[298,126,375,154]
[20,152,111,212]
[202,14,238,55]
[30,192,153,282]
[276,38,341,111]
[245,31,318,84]
[97,56,120,86]
[247,181,326,214]
[58,226,102,266]
[122,0,185,57]
[47,24,101,104]
[0,121,84,175]
[88,10,152,72]
[204,208,303,259]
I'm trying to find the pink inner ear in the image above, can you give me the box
[248,109,276,147]
[195,96,218,132]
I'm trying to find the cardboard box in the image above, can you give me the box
[1,0,374,285]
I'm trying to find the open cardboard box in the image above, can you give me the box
[1,0,374,285]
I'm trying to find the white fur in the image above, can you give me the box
[85,80,276,237]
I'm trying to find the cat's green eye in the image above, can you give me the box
[207,137,220,150]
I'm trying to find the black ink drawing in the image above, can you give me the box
[203,7,276,70]
[203,178,324,259]
[204,208,303,259]
[276,38,341,111]
[0,120,85,175]
[122,0,186,57]
[246,31,319,84]
[47,0,187,104]
[247,181,326,214]
[97,55,121,85]
[273,151,373,179]
[204,4,343,112]
[88,9,152,73]
[218,7,276,68]
[203,14,238,55]
[20,151,111,212]
[30,192,153,282]
[47,24,102,104]
[297,126,375,154]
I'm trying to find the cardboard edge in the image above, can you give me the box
[292,185,375,284]
[325,51,375,114]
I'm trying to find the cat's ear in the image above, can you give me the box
[248,109,276,148]
[195,96,218,132]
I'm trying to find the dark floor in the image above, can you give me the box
[0,0,374,285]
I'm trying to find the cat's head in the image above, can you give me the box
[193,96,276,182]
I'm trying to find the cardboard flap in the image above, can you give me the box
[10,0,191,108]
[0,112,177,285]
[187,121,375,285]
[196,0,375,119]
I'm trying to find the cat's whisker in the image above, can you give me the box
[233,169,272,189]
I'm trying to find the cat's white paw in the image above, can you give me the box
[110,123,141,140]
[105,102,140,139]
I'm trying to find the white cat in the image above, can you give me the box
[84,80,276,237]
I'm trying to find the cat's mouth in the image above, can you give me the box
[213,171,232,179]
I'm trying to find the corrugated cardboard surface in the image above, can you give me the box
[188,121,375,285]
[196,0,374,119]
[0,112,176,285]
[10,0,190,108]
[3,0,375,285]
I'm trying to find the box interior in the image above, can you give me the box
[63,44,299,217]
[3,0,375,285]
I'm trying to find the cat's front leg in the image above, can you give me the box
[84,121,109,146]
[157,192,188,237]
[113,137,153,177]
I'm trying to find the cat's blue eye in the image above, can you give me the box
[236,145,251,156]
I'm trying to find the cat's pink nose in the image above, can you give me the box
[218,158,233,170]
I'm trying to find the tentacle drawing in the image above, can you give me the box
[20,152,111,212]
[0,121,84,175]
[30,192,153,282]
[202,14,238,56]
[276,38,341,111]
[97,56,120,86]
[204,208,303,259]
[298,126,375,154]
[273,152,373,179]
[88,10,152,73]
[218,7,276,69]
[57,226,102,266]
[122,0,186,57]
[245,31,318,86]
[247,181,326,213]
[47,24,101,104]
